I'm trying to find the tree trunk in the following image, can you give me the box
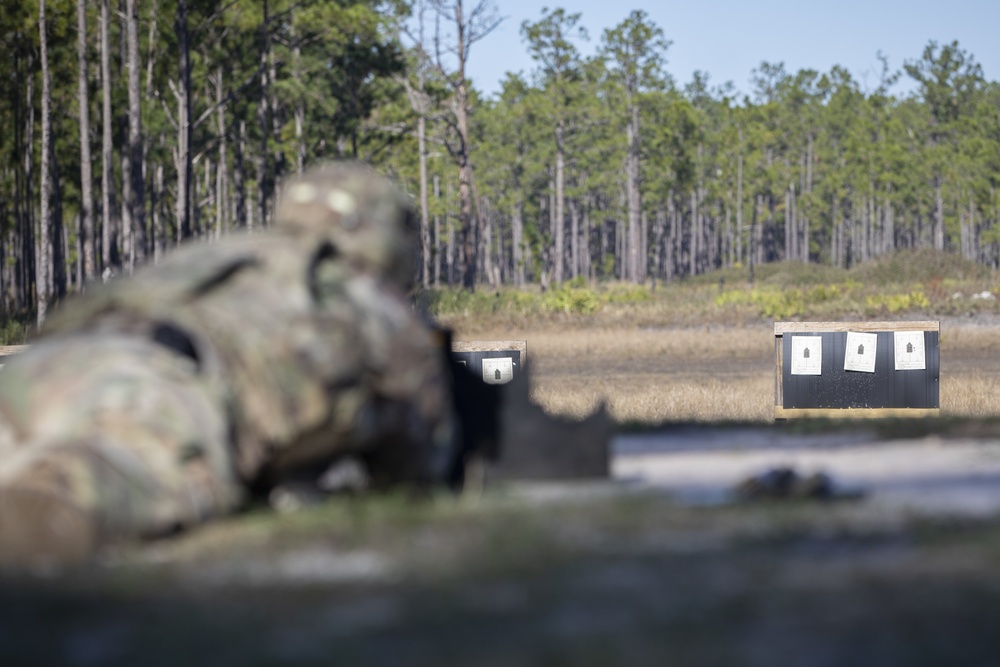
[547,175,555,279]
[784,187,792,261]
[570,197,580,279]
[12,46,24,309]
[153,160,163,260]
[667,192,677,280]
[446,183,455,286]
[433,174,441,286]
[418,114,430,288]
[969,195,977,262]
[554,120,565,283]
[126,0,145,268]
[724,202,732,267]
[736,133,743,266]
[23,47,36,311]
[447,1,477,290]
[37,0,52,327]
[51,146,66,299]
[268,30,284,188]
[482,199,496,287]
[688,190,697,276]
[749,195,759,285]
[235,119,247,229]
[832,193,841,268]
[934,173,944,250]
[805,133,813,262]
[215,67,228,238]
[625,96,641,282]
[653,206,665,279]
[512,200,523,286]
[175,0,193,242]
[256,0,271,229]
[100,0,119,271]
[77,0,96,281]
[457,97,475,289]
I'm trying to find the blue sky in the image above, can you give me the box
[458,0,1000,99]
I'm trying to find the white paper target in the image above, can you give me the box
[894,331,926,370]
[482,357,514,384]
[844,331,877,373]
[790,336,823,375]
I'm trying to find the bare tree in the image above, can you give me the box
[428,0,503,290]
[399,0,437,288]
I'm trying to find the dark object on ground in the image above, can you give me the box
[735,466,863,501]
[488,365,612,482]
[437,327,611,487]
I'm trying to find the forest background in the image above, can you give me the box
[1,0,999,331]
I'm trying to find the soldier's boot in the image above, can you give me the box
[0,486,96,572]
[0,336,247,571]
[0,440,244,571]
[0,450,99,571]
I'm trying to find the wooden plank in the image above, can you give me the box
[774,321,939,334]
[0,345,29,356]
[451,340,527,364]
[774,333,783,407]
[775,407,940,420]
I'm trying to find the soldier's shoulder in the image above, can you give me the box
[44,233,299,335]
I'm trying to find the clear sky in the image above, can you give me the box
[460,0,1000,99]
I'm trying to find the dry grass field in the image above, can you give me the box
[1,250,993,424]
[450,320,1000,423]
[428,251,1000,424]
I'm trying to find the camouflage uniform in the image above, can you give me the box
[0,163,457,569]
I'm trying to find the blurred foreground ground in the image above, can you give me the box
[4,418,1000,666]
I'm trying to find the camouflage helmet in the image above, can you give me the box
[274,162,418,288]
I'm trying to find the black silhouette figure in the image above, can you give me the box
[495,368,502,381]
[803,348,810,358]
[858,344,865,355]
[907,342,914,353]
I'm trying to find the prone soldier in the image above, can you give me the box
[0,162,463,570]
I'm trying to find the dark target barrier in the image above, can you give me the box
[450,340,527,386]
[774,321,939,419]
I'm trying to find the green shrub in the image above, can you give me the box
[807,284,841,302]
[0,315,32,345]
[864,290,931,314]
[602,284,653,304]
[543,285,600,314]
[713,287,805,319]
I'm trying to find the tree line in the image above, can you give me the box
[2,1,999,327]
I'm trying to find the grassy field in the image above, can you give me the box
[430,249,1000,423]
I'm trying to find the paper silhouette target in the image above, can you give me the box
[894,331,926,370]
[790,336,823,375]
[482,357,514,385]
[844,331,877,373]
